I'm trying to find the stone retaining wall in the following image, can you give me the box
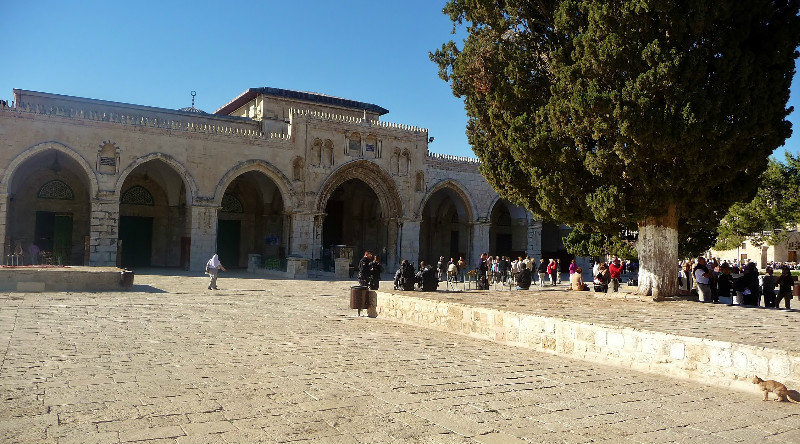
[0,266,132,292]
[376,291,800,394]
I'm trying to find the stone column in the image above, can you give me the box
[385,218,399,270]
[399,219,421,264]
[288,212,315,258]
[89,194,120,266]
[189,204,219,271]
[0,193,7,258]
[471,219,491,264]
[527,220,543,260]
[312,213,326,261]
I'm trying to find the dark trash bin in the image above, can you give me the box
[350,285,369,309]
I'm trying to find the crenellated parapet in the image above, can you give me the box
[427,152,481,164]
[289,108,427,134]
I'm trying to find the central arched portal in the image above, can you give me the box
[321,178,386,266]
[419,186,472,265]
[217,171,285,268]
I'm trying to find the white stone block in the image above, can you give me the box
[607,332,624,350]
[670,343,685,360]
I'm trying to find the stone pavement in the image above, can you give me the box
[0,271,798,443]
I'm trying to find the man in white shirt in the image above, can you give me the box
[206,253,227,290]
[693,256,711,302]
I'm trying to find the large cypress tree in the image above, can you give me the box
[432,0,800,299]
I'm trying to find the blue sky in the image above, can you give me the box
[1,1,798,158]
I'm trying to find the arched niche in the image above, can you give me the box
[5,149,92,265]
[216,170,286,268]
[418,181,474,265]
[118,158,190,268]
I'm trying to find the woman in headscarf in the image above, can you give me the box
[206,254,226,290]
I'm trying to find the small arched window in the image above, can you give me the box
[120,185,154,206]
[348,132,361,156]
[220,193,244,213]
[391,149,401,175]
[400,149,411,176]
[415,171,425,192]
[323,139,334,167]
[292,157,304,181]
[311,139,322,166]
[37,180,74,200]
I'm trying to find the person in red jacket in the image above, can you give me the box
[547,259,558,286]
[608,258,623,292]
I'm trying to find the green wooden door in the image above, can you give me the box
[119,216,153,268]
[217,219,240,268]
[53,214,73,265]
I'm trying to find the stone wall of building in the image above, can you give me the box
[0,88,558,272]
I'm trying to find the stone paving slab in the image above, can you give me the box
[0,272,797,443]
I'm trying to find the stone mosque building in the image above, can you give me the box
[0,87,569,274]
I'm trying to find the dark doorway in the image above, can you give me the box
[322,200,344,249]
[450,230,460,259]
[495,233,513,258]
[119,216,153,268]
[217,219,241,268]
[35,211,73,265]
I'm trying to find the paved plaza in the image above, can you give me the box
[1,272,799,443]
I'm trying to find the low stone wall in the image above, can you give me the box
[0,266,133,292]
[376,291,800,394]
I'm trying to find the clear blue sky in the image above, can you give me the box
[1,0,798,158]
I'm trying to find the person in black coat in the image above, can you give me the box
[369,255,384,290]
[357,251,373,287]
[416,261,439,291]
[476,254,489,290]
[394,260,416,291]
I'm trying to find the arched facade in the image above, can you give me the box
[0,87,547,272]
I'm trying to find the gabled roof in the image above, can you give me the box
[214,87,389,116]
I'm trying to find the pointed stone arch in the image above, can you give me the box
[417,179,476,223]
[116,153,198,205]
[1,141,99,197]
[213,159,295,208]
[316,159,403,219]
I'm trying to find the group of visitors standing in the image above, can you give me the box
[357,251,384,290]
[680,257,794,308]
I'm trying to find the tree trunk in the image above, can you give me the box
[637,205,678,300]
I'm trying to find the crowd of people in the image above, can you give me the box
[389,253,614,293]
[679,257,795,309]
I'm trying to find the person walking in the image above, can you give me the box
[776,265,794,309]
[206,253,226,290]
[537,259,548,288]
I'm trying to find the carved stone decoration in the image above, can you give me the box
[120,185,154,206]
[97,141,120,175]
[37,179,74,200]
[220,193,244,213]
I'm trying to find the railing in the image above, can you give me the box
[1,100,292,143]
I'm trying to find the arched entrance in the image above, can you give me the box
[419,185,472,265]
[6,149,91,265]
[118,159,189,268]
[321,178,386,265]
[316,160,403,269]
[489,199,530,258]
[217,171,285,268]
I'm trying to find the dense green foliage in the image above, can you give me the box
[714,153,800,250]
[432,0,800,240]
[562,229,637,260]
